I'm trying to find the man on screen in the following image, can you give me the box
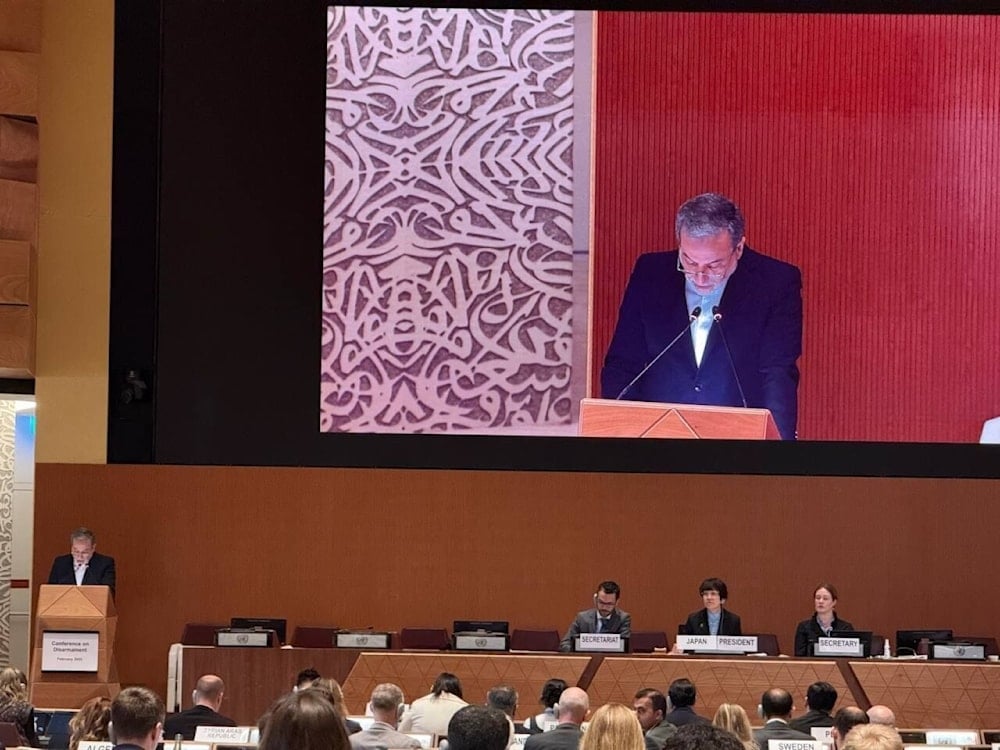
[600,193,802,440]
[47,527,116,595]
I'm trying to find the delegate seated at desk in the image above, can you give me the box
[794,583,854,657]
[559,580,631,652]
[600,192,803,441]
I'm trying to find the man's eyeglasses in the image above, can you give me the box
[677,246,739,281]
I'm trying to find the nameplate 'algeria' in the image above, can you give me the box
[336,632,391,648]
[194,725,252,743]
[576,633,624,652]
[814,637,862,656]
[77,742,114,750]
[768,740,820,750]
[454,633,508,650]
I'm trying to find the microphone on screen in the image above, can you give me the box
[616,307,701,400]
[712,306,747,408]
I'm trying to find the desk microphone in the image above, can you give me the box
[616,307,701,400]
[173,733,184,750]
[711,306,747,408]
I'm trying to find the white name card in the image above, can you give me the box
[769,740,820,750]
[814,637,862,657]
[78,742,114,750]
[216,630,270,647]
[811,727,834,744]
[543,720,558,732]
[406,733,433,747]
[336,632,391,648]
[513,734,531,746]
[577,633,624,652]
[674,635,758,653]
[194,725,253,743]
[925,731,979,745]
[454,634,508,650]
[41,631,99,672]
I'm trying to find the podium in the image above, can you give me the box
[579,398,780,439]
[29,585,120,706]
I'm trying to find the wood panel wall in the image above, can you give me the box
[0,0,40,377]
[590,13,1000,443]
[33,462,1000,702]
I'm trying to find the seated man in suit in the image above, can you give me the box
[633,688,675,750]
[163,675,236,741]
[349,683,421,750]
[486,685,519,746]
[523,687,589,750]
[47,527,116,595]
[448,706,510,750]
[110,686,164,750]
[789,681,837,733]
[664,679,710,727]
[559,581,631,652]
[753,688,813,747]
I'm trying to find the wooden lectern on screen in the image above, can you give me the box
[579,398,780,439]
[30,585,120,706]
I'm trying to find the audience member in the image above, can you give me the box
[665,679,710,727]
[70,696,112,750]
[486,685,519,746]
[522,678,567,734]
[295,668,322,691]
[448,705,510,750]
[831,707,870,750]
[163,674,236,740]
[310,678,362,734]
[258,688,350,750]
[581,703,645,750]
[560,581,631,652]
[0,666,37,747]
[524,686,589,750]
[789,681,837,732]
[399,672,468,736]
[349,683,419,750]
[712,703,757,750]
[841,724,903,750]
[109,686,165,750]
[753,688,812,747]
[633,688,675,750]
[664,723,746,750]
[865,706,895,727]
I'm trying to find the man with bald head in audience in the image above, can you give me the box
[163,675,236,740]
[753,688,813,747]
[524,687,589,750]
[831,706,870,750]
[866,706,895,727]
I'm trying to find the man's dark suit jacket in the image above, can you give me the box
[163,704,237,741]
[559,608,631,652]
[663,707,710,727]
[754,719,814,747]
[600,248,803,440]
[794,614,855,657]
[681,608,742,636]
[47,551,116,594]
[788,709,834,733]
[524,723,583,750]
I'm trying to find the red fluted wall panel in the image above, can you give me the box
[591,13,1000,442]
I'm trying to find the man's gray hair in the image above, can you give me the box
[486,685,518,717]
[70,527,96,544]
[370,683,405,711]
[675,192,745,247]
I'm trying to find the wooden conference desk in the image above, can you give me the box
[175,647,1000,729]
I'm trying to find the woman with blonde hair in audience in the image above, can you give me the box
[579,703,645,750]
[0,666,37,747]
[713,703,758,750]
[69,696,112,750]
[309,677,362,734]
[259,688,350,750]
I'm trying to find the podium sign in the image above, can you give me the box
[41,631,99,672]
[814,637,862,657]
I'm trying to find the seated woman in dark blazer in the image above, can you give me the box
[681,578,742,636]
[794,583,854,656]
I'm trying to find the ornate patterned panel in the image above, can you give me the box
[0,401,14,664]
[853,661,1000,729]
[322,8,577,433]
[587,657,850,720]
[341,652,590,719]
